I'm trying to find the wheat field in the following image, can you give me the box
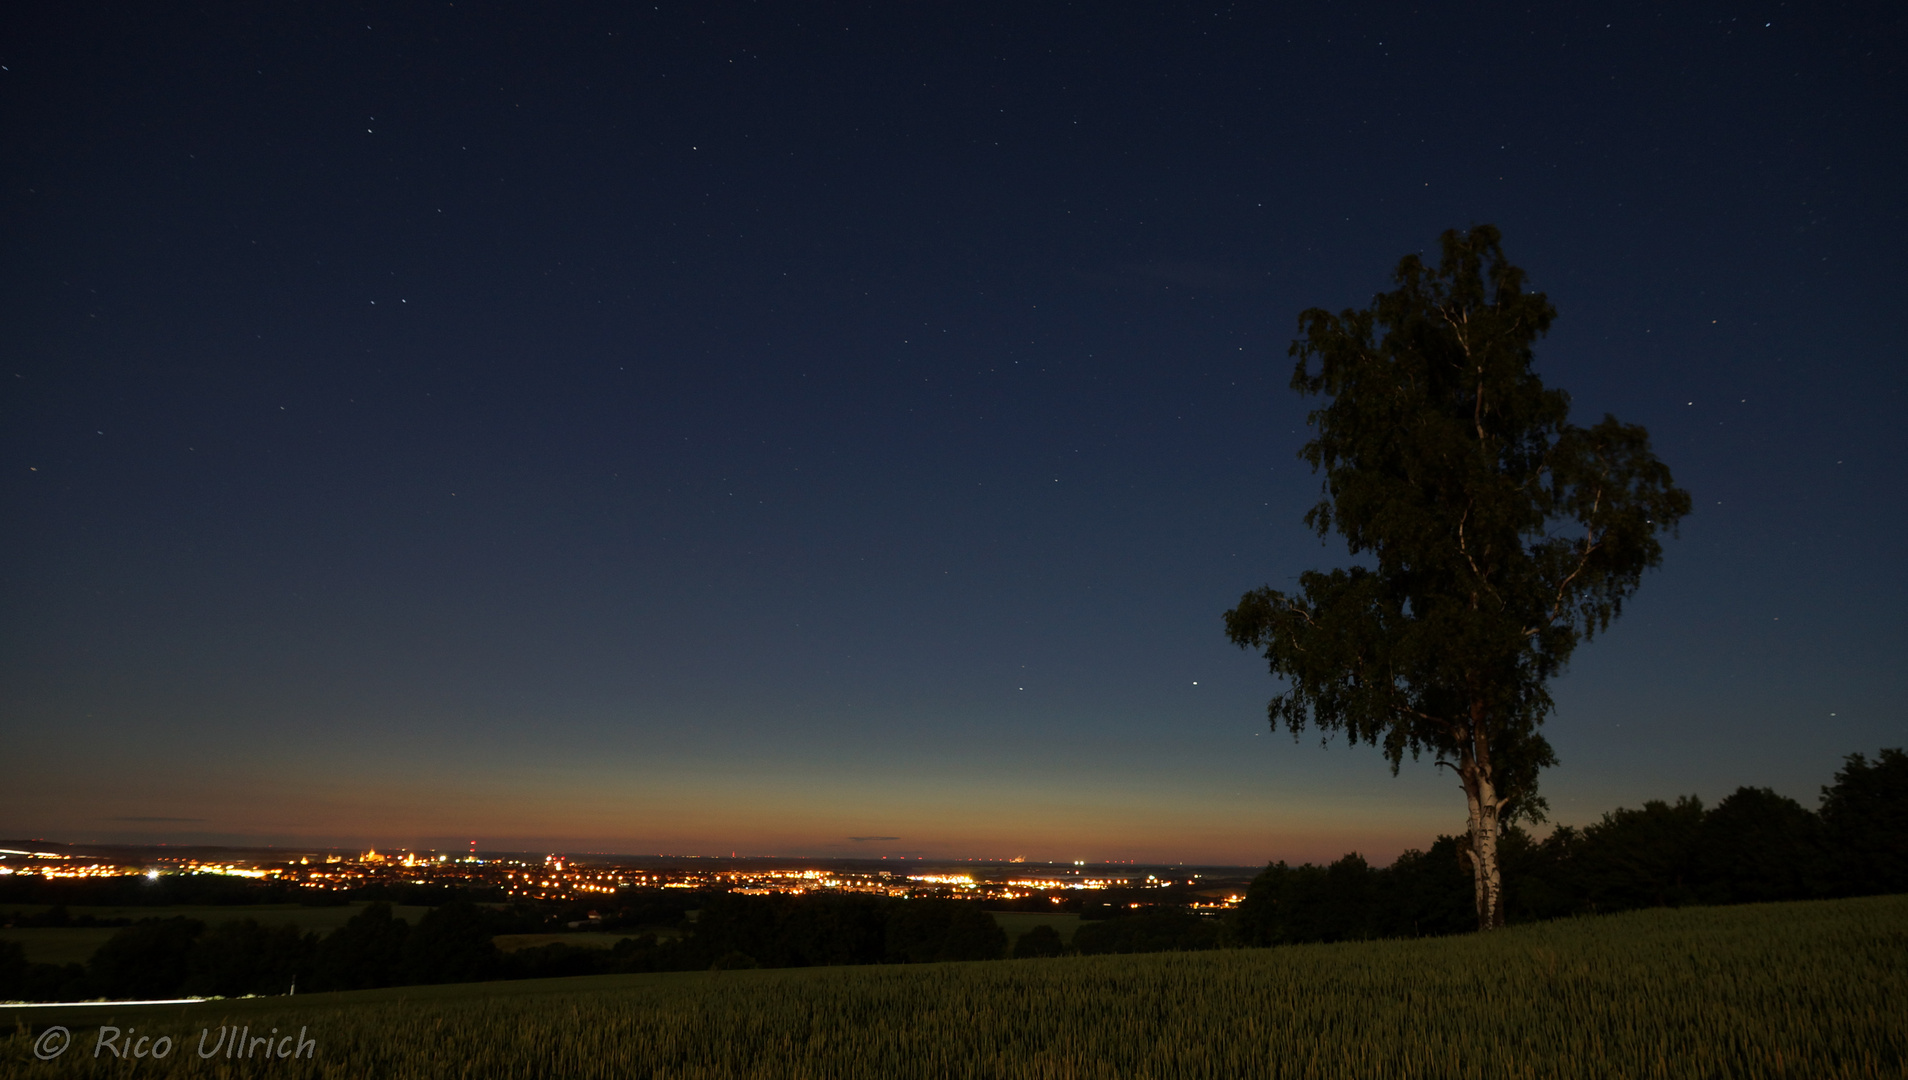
[5,894,1902,1079]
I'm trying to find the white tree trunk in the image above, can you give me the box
[1472,766,1504,929]
[1460,744,1506,930]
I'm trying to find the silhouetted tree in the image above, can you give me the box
[1500,824,1586,921]
[1012,923,1065,958]
[1235,853,1389,945]
[780,895,889,967]
[1820,748,1908,895]
[400,899,500,984]
[1694,787,1826,904]
[0,940,91,1002]
[937,903,1011,961]
[89,917,204,998]
[0,939,29,1000]
[310,902,410,991]
[690,894,795,967]
[1226,225,1690,929]
[1382,838,1477,935]
[182,919,316,997]
[884,900,1008,962]
[1575,796,1705,911]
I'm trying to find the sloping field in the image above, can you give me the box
[0,904,435,965]
[0,927,119,967]
[5,895,1903,1079]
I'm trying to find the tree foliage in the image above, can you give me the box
[86,916,205,999]
[181,918,316,997]
[1011,923,1065,958]
[1820,747,1908,895]
[1226,225,1691,928]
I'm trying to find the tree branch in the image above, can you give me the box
[1525,485,1605,636]
[1455,500,1502,607]
[1438,303,1489,443]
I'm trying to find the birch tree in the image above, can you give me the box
[1225,226,1690,929]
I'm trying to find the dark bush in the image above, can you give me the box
[783,894,890,966]
[89,917,204,998]
[607,932,697,973]
[1012,923,1065,958]
[400,899,500,984]
[0,939,29,999]
[1234,853,1386,945]
[939,903,1010,961]
[0,940,92,1002]
[310,902,410,991]
[884,899,1008,962]
[1387,837,1482,933]
[1073,910,1222,955]
[182,919,315,997]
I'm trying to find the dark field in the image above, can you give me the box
[2,902,1079,968]
[987,911,1082,946]
[5,894,1902,1079]
[0,904,434,965]
[493,932,649,953]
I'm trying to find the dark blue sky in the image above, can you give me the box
[3,2,1902,862]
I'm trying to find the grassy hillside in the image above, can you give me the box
[0,927,120,968]
[5,895,1902,1078]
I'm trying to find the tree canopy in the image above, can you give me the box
[1226,225,1690,928]
[1820,748,1908,895]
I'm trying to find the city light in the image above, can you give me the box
[0,845,1246,911]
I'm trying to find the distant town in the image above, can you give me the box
[0,841,1252,911]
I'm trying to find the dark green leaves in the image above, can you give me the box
[1228,226,1688,823]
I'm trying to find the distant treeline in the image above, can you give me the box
[0,893,1012,1002]
[0,874,500,909]
[2,749,1901,1001]
[1236,747,1908,945]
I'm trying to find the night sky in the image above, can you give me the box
[3,3,1902,864]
